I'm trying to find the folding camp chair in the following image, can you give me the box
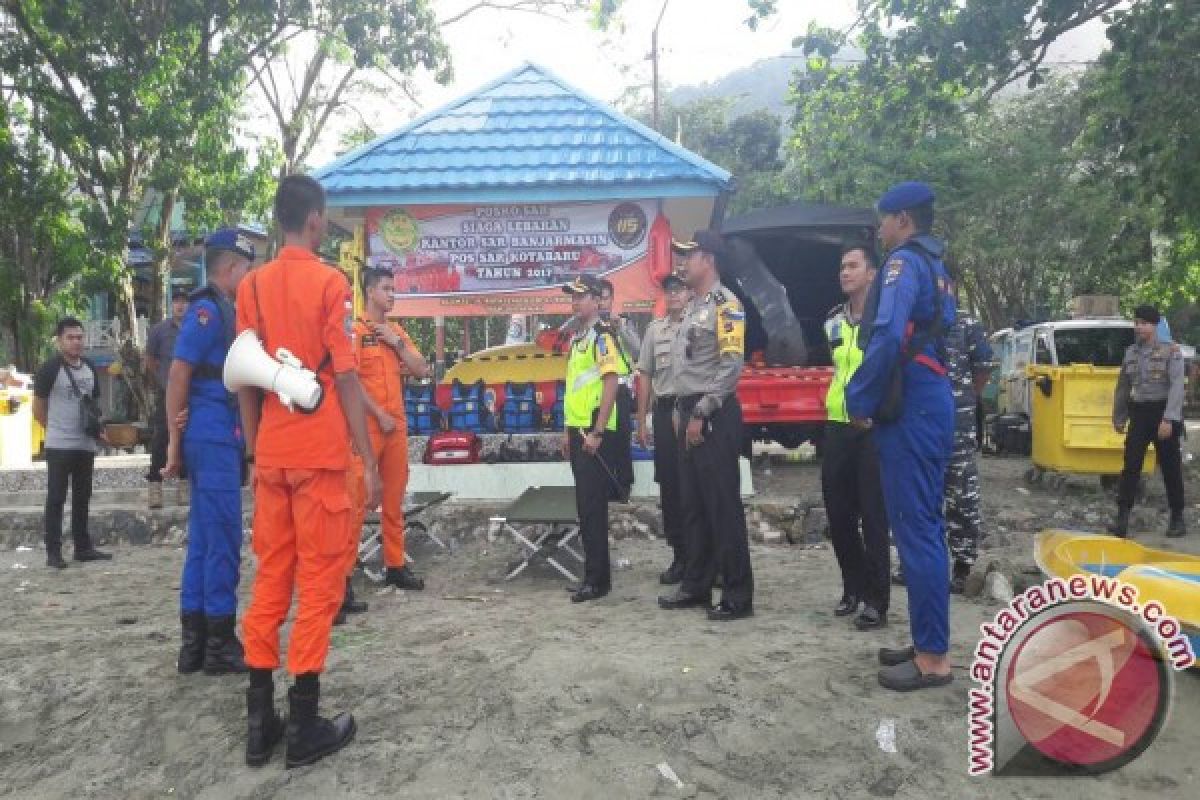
[489,486,583,582]
[358,491,453,582]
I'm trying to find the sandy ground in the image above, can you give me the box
[1,454,1199,799]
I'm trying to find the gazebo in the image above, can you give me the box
[313,62,732,363]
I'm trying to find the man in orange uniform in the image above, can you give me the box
[347,267,430,594]
[236,175,382,770]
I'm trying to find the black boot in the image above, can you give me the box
[950,561,972,595]
[384,566,425,590]
[1108,507,1130,538]
[658,557,685,585]
[73,536,112,561]
[178,612,207,674]
[1166,510,1188,538]
[341,578,368,614]
[285,678,356,769]
[203,615,248,675]
[246,678,285,767]
[45,540,67,570]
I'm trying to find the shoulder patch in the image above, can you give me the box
[885,258,904,286]
[195,307,210,326]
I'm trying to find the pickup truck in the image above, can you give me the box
[719,202,877,450]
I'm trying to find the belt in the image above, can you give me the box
[675,393,734,412]
[913,353,947,376]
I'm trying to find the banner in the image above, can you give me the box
[365,201,658,317]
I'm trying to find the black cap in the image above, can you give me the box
[562,273,604,296]
[170,287,189,301]
[671,229,726,260]
[661,272,686,291]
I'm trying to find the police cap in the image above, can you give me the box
[204,228,257,261]
[661,272,686,291]
[562,273,604,297]
[877,182,936,214]
[671,229,726,260]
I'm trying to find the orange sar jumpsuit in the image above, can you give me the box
[348,319,415,569]
[238,246,358,676]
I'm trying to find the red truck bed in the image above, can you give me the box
[738,366,833,425]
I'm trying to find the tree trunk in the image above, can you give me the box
[149,190,177,324]
[113,271,149,422]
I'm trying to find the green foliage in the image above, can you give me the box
[774,0,1200,334]
[635,96,787,214]
[0,100,110,369]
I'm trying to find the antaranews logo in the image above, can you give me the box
[968,573,1195,776]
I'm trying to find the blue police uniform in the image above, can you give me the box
[174,284,243,617]
[847,229,956,657]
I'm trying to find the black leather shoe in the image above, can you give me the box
[657,590,712,610]
[658,559,685,585]
[854,606,887,631]
[950,562,971,595]
[1108,507,1130,538]
[707,600,754,621]
[1166,511,1188,538]
[178,612,207,675]
[46,550,68,569]
[333,607,347,626]
[878,645,916,667]
[385,566,425,591]
[341,578,368,614]
[834,594,859,617]
[246,683,285,767]
[203,615,248,675]
[570,584,610,603]
[284,683,355,769]
[74,547,112,562]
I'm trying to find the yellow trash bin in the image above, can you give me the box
[1027,364,1154,476]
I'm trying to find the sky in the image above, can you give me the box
[296,0,1110,168]
[299,0,852,165]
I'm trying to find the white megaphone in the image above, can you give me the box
[224,329,323,413]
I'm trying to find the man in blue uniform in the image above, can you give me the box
[847,182,956,691]
[162,229,256,676]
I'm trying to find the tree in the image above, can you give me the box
[0,100,109,370]
[248,0,450,177]
[636,96,786,214]
[0,0,296,416]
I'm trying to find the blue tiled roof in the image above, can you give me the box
[313,63,732,207]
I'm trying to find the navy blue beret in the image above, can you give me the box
[877,182,936,214]
[204,228,256,261]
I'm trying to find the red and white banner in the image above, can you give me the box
[366,201,661,317]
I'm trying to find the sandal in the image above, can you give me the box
[878,659,953,692]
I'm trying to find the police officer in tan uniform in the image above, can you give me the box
[1111,304,1187,538]
[636,273,691,584]
[657,231,754,621]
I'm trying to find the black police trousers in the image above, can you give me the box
[678,397,753,606]
[652,397,684,559]
[568,426,618,589]
[820,421,890,612]
[1118,400,1185,513]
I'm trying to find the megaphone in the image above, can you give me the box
[224,329,323,413]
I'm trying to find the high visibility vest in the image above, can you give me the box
[565,328,620,430]
[824,310,864,424]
